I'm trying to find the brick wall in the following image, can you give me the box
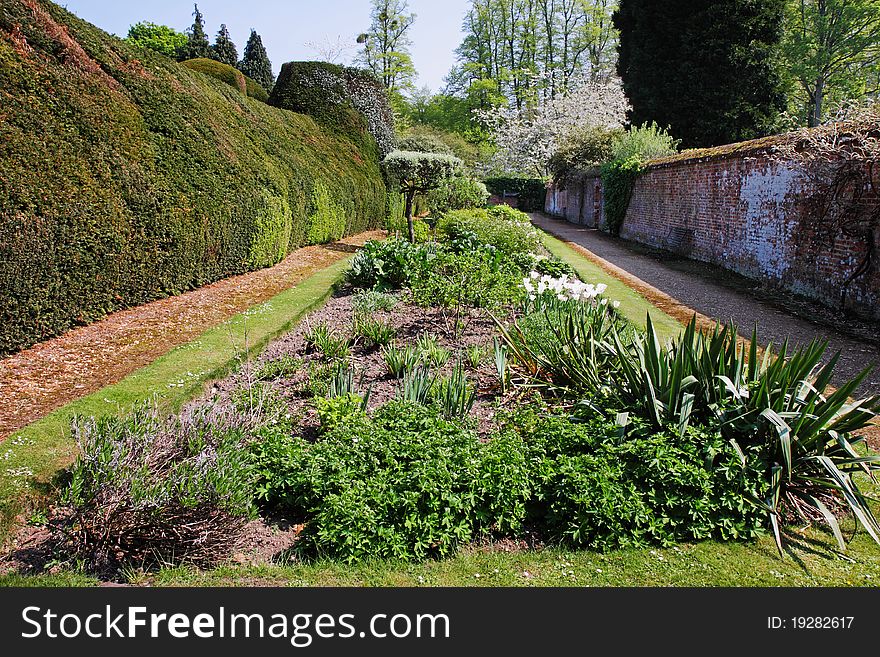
[546,149,880,320]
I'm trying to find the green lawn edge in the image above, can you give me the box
[540,231,683,342]
[0,256,352,541]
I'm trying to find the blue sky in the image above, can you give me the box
[59,0,470,91]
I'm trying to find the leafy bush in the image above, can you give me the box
[549,126,624,182]
[427,176,490,215]
[315,393,366,433]
[268,61,396,157]
[182,58,247,94]
[345,238,430,290]
[410,248,524,311]
[437,208,541,257]
[352,290,399,314]
[397,134,454,155]
[483,178,547,212]
[53,405,257,571]
[0,1,386,354]
[611,122,680,163]
[252,402,506,561]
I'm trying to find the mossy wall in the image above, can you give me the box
[0,0,387,354]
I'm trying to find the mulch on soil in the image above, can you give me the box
[0,232,384,441]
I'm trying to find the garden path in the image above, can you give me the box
[531,214,880,397]
[0,231,384,440]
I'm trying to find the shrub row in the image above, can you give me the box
[483,177,547,212]
[0,0,388,354]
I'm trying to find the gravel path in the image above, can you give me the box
[532,214,880,397]
[0,231,384,440]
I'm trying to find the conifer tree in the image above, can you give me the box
[238,30,275,91]
[210,24,239,67]
[614,0,787,148]
[177,3,211,61]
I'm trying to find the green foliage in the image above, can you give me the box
[315,393,366,433]
[253,355,303,382]
[410,248,524,311]
[382,342,421,378]
[238,29,274,92]
[427,176,490,215]
[549,126,624,182]
[177,3,211,61]
[437,208,541,257]
[344,238,428,290]
[126,21,187,58]
[614,0,788,148]
[304,323,351,362]
[383,151,462,195]
[465,343,488,369]
[354,316,396,347]
[252,401,522,562]
[182,57,247,93]
[398,365,437,406]
[611,122,680,163]
[244,77,269,102]
[611,316,880,553]
[352,289,399,314]
[435,362,477,420]
[269,61,395,157]
[0,0,386,354]
[55,405,257,570]
[483,178,547,212]
[416,333,451,367]
[397,134,454,154]
[210,24,238,67]
[306,182,347,245]
[600,157,643,236]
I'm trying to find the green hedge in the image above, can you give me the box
[600,158,643,236]
[181,58,269,102]
[0,0,387,354]
[483,177,547,212]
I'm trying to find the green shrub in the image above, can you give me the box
[483,178,546,212]
[410,248,524,311]
[611,122,680,163]
[315,393,366,433]
[0,0,386,354]
[352,290,399,314]
[252,402,493,561]
[427,176,490,215]
[549,126,624,183]
[182,57,247,94]
[54,405,257,571]
[437,208,541,257]
[344,238,431,290]
[268,61,396,157]
[244,76,269,102]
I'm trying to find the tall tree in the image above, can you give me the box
[615,0,787,148]
[210,24,239,67]
[177,3,211,61]
[358,0,417,93]
[126,22,187,59]
[783,0,880,126]
[238,30,275,91]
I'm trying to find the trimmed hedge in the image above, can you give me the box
[269,61,396,158]
[182,58,247,94]
[0,0,387,354]
[484,177,546,212]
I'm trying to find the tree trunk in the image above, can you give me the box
[809,77,825,127]
[405,191,416,243]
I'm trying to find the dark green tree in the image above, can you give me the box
[177,3,211,61]
[614,0,787,148]
[210,24,239,67]
[238,30,275,92]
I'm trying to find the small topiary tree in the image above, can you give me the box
[383,151,461,242]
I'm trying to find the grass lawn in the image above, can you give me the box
[2,235,879,588]
[0,258,352,542]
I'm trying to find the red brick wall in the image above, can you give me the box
[546,175,603,227]
[546,153,880,320]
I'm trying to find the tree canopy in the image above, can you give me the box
[126,22,187,59]
[383,151,462,241]
[210,24,238,67]
[359,0,417,93]
[177,3,211,61]
[239,29,275,92]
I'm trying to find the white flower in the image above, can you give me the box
[596,284,608,295]
[612,301,621,309]
[530,271,540,280]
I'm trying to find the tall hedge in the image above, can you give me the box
[0,0,387,354]
[484,178,546,212]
